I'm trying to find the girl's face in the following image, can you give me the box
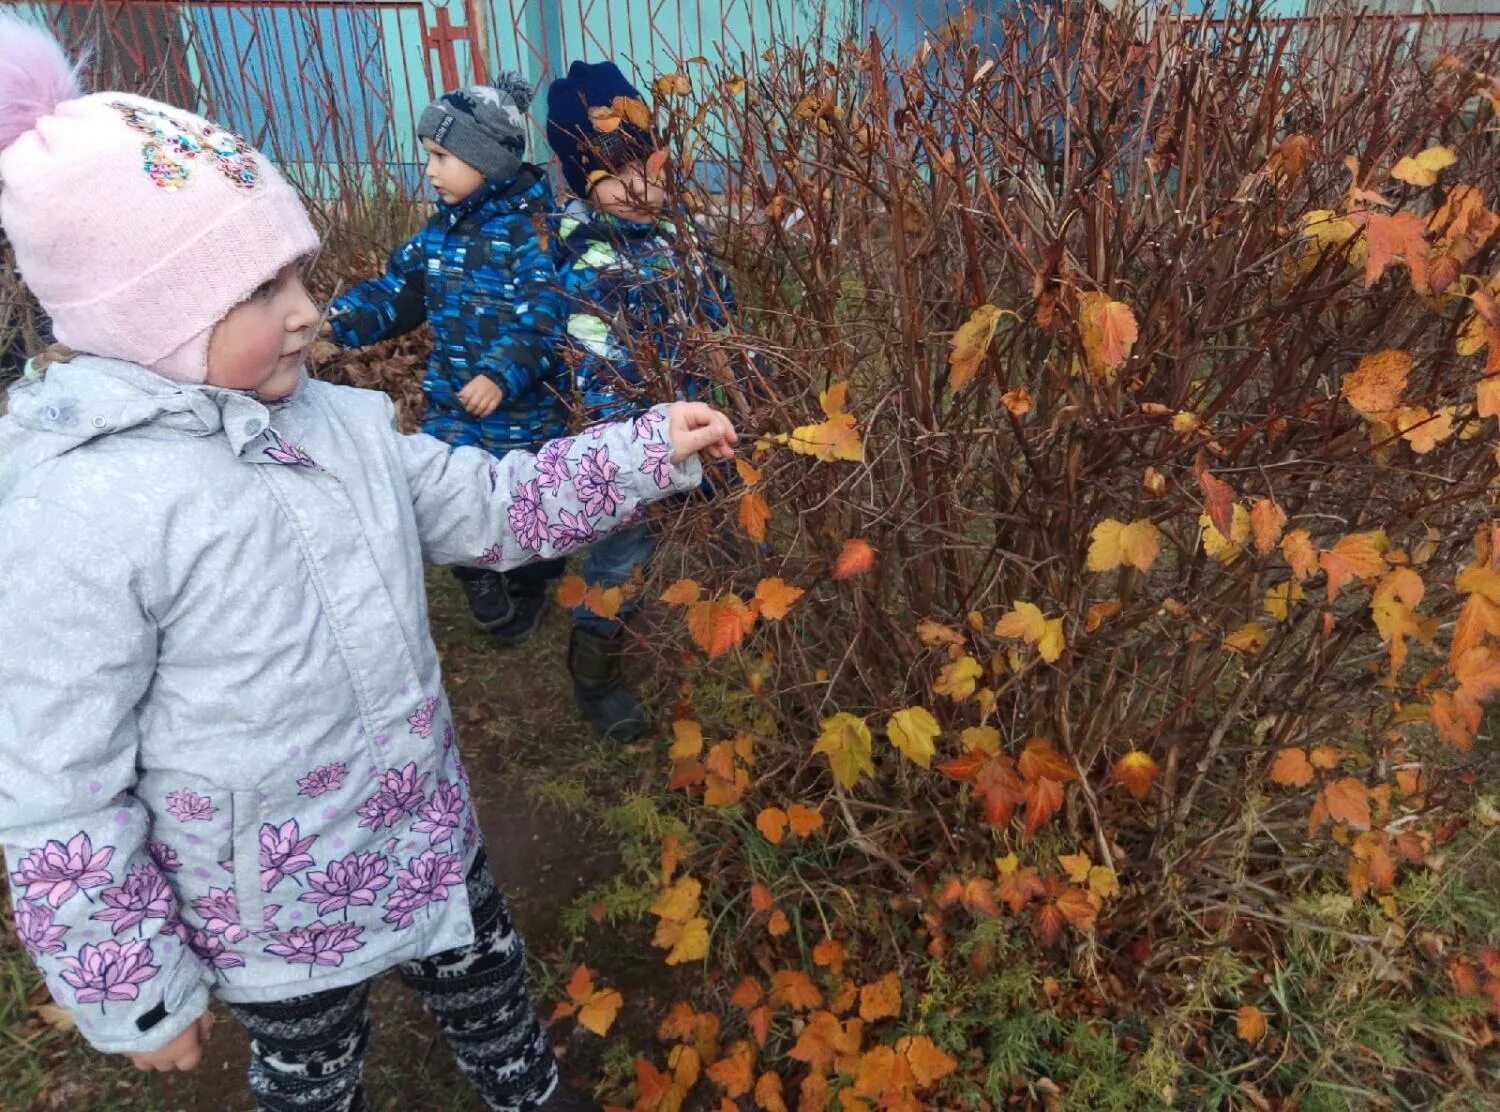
[422,138,486,205]
[590,162,666,223]
[205,263,320,402]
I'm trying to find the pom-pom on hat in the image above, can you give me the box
[417,71,535,183]
[546,60,656,198]
[0,14,318,383]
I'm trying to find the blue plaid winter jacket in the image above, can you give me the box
[554,200,738,425]
[329,170,568,453]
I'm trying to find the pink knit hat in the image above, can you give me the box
[0,16,318,382]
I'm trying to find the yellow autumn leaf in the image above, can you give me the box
[933,654,983,700]
[886,706,941,769]
[1263,581,1304,622]
[1037,618,1066,664]
[670,719,705,760]
[1225,622,1269,655]
[651,876,702,925]
[1200,505,1251,563]
[1058,852,1092,884]
[961,726,1001,754]
[665,916,710,964]
[1088,865,1120,901]
[1087,518,1162,573]
[1342,350,1412,416]
[1390,145,1457,187]
[949,304,1006,392]
[813,712,875,788]
[578,986,624,1036]
[994,601,1046,641]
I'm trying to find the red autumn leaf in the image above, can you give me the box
[974,754,1026,828]
[1198,468,1237,539]
[997,865,1045,914]
[832,538,877,580]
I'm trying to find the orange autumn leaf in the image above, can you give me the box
[1018,737,1076,783]
[769,970,823,1011]
[750,883,774,913]
[997,863,1045,914]
[756,807,789,844]
[1086,599,1123,632]
[754,1070,788,1112]
[707,1041,756,1097]
[556,574,588,608]
[1360,209,1430,291]
[748,1005,772,1047]
[832,538,877,580]
[787,804,823,836]
[661,578,703,606]
[1236,1005,1268,1045]
[1325,777,1372,830]
[1113,750,1159,800]
[1250,499,1287,556]
[753,577,804,620]
[897,1035,958,1087]
[1319,532,1388,601]
[1022,776,1066,839]
[1283,529,1319,580]
[1001,385,1034,417]
[1079,291,1139,378]
[730,976,764,1009]
[813,938,846,971]
[633,1057,675,1109]
[1341,349,1412,416]
[687,595,757,658]
[1270,747,1315,788]
[767,909,791,936]
[857,972,903,1023]
[1054,886,1101,933]
[738,493,771,544]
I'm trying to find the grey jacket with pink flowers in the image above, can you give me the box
[0,355,700,1054]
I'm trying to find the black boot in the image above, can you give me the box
[567,626,648,741]
[452,567,514,631]
[487,582,550,648]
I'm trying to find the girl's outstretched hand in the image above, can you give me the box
[667,401,738,464]
[126,1011,213,1072]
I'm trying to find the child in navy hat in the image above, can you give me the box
[546,60,743,741]
[328,73,568,645]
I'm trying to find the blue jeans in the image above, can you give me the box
[573,521,658,637]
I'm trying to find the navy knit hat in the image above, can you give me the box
[545,60,656,198]
[418,72,533,182]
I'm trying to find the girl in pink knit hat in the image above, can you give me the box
[0,16,734,1111]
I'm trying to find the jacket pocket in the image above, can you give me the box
[229,790,265,933]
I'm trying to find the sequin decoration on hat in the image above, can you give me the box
[110,100,261,192]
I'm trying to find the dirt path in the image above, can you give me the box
[83,572,669,1111]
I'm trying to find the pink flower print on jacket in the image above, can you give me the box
[185,927,245,970]
[14,899,69,955]
[59,939,158,1005]
[548,508,596,548]
[477,544,503,567]
[12,833,115,908]
[265,922,365,971]
[633,408,666,439]
[299,852,390,917]
[507,479,548,552]
[640,441,674,490]
[191,887,249,944]
[536,438,574,494]
[357,762,430,831]
[146,842,180,873]
[259,819,317,892]
[382,850,464,929]
[575,447,623,518]
[411,781,465,847]
[91,865,173,936]
[296,763,348,799]
[165,789,214,822]
[407,698,441,739]
[262,430,321,469]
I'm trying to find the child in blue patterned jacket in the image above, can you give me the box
[0,18,735,1111]
[328,73,568,644]
[546,60,742,741]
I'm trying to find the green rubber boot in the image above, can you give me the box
[567,626,648,742]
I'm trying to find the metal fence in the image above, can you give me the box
[11,1,1500,193]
